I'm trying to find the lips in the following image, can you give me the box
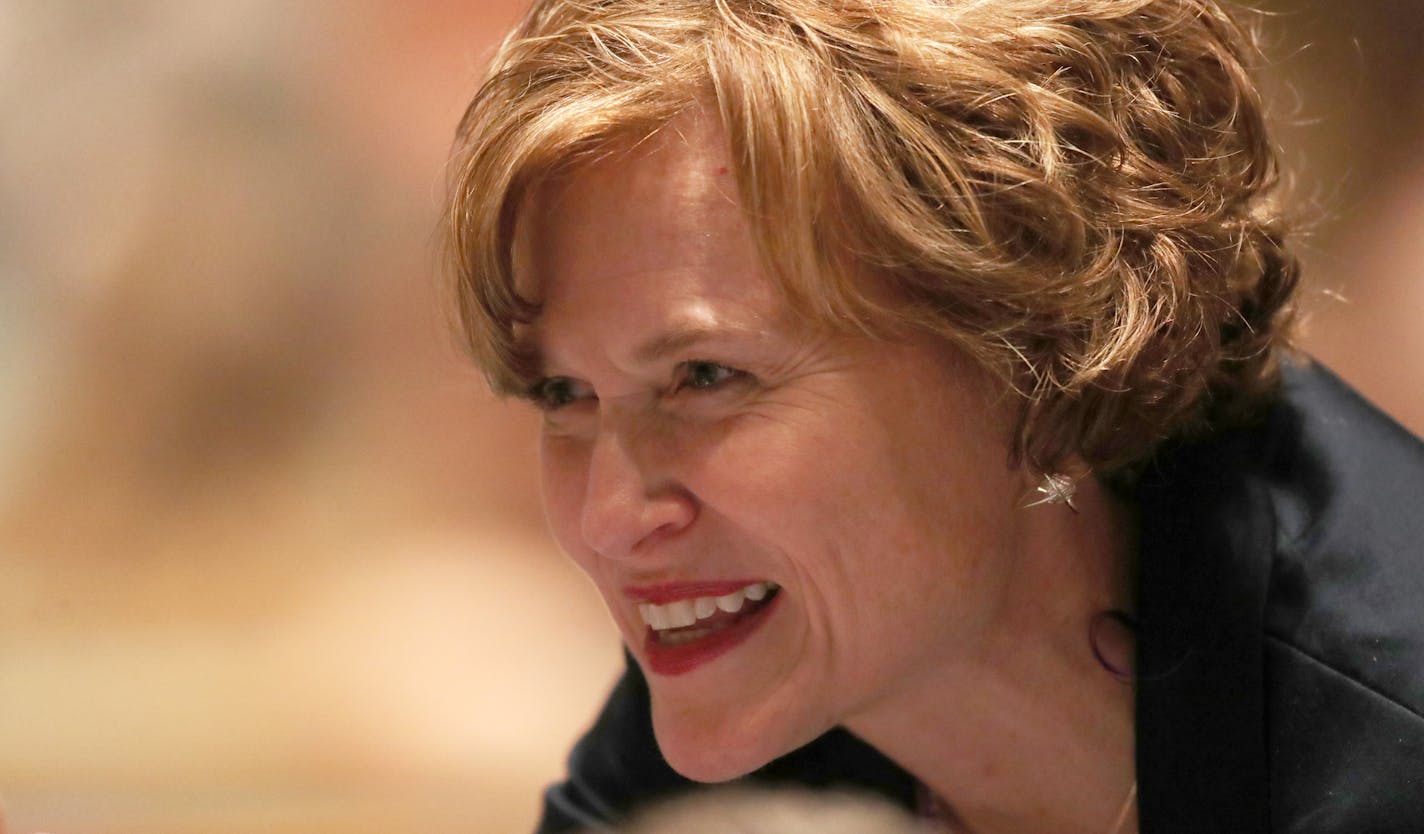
[626,580,782,676]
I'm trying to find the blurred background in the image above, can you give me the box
[0,2,1420,832]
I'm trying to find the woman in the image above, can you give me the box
[446,1,1424,831]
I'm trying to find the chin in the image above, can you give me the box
[648,689,830,783]
[659,746,760,783]
[653,719,776,783]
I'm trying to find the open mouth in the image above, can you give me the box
[637,582,781,675]
[640,581,779,644]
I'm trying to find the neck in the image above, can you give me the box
[844,475,1138,834]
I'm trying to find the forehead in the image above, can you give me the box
[511,113,785,356]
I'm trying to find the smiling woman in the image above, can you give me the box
[505,115,1128,797]
[445,1,1424,832]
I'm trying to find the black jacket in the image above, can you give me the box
[536,362,1424,833]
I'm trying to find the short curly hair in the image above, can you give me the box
[446,0,1299,474]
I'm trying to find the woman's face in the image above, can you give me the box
[513,117,1029,781]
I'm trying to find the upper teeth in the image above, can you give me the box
[638,582,776,631]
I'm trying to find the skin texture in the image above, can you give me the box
[512,112,1138,834]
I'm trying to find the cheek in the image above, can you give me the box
[707,391,1010,622]
[686,416,835,522]
[710,410,893,518]
[539,434,593,568]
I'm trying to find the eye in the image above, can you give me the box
[672,360,746,394]
[526,376,595,411]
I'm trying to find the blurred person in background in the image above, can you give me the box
[447,1,1424,833]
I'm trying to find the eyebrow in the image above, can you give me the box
[515,320,768,382]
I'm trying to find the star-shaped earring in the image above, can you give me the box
[1023,472,1079,512]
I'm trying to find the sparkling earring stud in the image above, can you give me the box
[1023,472,1079,512]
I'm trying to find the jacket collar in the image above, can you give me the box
[1133,426,1275,832]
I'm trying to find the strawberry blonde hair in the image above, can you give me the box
[447,0,1299,474]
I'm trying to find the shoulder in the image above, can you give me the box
[1254,362,1424,706]
[1132,360,1424,830]
[1251,361,1424,825]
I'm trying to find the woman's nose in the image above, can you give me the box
[579,419,696,559]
